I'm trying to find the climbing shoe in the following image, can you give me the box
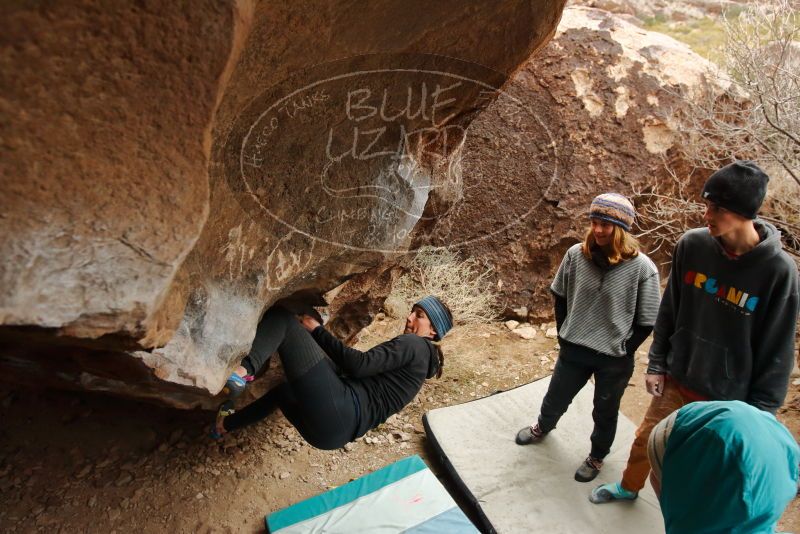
[210,400,235,440]
[221,372,252,399]
[574,456,603,482]
[589,482,638,504]
[515,423,547,445]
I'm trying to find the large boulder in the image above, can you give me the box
[332,6,731,328]
[0,1,568,406]
[420,6,731,319]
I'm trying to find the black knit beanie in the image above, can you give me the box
[701,160,769,220]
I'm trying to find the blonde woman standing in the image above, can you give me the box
[515,193,661,482]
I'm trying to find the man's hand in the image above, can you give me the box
[645,373,666,397]
[299,314,321,332]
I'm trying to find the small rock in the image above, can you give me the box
[343,443,355,452]
[279,471,291,480]
[513,325,537,340]
[195,492,204,500]
[384,414,400,427]
[75,464,92,479]
[87,496,97,508]
[545,327,558,339]
[115,472,133,487]
[393,432,412,442]
[168,429,183,444]
[793,378,800,386]
[540,323,548,330]
[504,320,520,331]
[157,442,170,453]
[511,306,528,320]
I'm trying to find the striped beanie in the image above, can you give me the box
[414,296,453,341]
[589,193,636,231]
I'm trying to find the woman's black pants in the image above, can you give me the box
[222,307,359,450]
[537,341,634,460]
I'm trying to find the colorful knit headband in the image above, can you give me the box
[589,192,636,231]
[414,296,452,341]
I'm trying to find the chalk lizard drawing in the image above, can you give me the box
[220,223,256,280]
[264,231,316,291]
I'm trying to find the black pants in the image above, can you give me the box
[223,307,359,450]
[538,342,634,460]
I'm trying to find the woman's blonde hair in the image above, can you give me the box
[581,223,640,265]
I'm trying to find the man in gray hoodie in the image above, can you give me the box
[590,161,799,504]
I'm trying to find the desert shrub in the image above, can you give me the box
[632,165,705,259]
[389,246,499,326]
[641,0,800,261]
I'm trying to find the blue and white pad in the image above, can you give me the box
[266,455,478,533]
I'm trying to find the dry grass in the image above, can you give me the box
[388,246,500,326]
[632,165,705,260]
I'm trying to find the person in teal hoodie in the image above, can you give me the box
[647,400,800,534]
[592,161,799,504]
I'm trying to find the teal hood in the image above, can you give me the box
[661,401,799,534]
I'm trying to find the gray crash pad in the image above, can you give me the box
[423,376,664,533]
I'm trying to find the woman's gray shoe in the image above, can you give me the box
[515,423,546,445]
[574,456,603,482]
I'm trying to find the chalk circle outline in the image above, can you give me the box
[238,54,559,254]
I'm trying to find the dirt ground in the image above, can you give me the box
[1,318,798,533]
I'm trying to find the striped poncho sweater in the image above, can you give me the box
[550,243,661,357]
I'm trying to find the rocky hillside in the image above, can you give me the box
[335,6,733,324]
